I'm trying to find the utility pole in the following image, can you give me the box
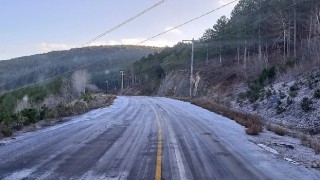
[206,44,209,65]
[120,70,124,92]
[105,80,109,94]
[183,38,194,98]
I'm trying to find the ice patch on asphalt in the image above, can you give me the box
[153,97,320,180]
[3,169,34,180]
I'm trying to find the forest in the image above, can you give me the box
[126,0,320,93]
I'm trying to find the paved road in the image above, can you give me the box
[0,97,319,180]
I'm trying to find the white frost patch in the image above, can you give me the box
[284,158,299,165]
[3,169,34,180]
[164,116,187,180]
[82,171,129,180]
[257,144,279,155]
[81,171,107,180]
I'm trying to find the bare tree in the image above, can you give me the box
[71,69,91,96]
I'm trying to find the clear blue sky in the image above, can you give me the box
[0,0,236,60]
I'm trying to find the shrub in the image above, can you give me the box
[39,105,50,120]
[237,92,247,100]
[257,66,276,85]
[289,90,298,97]
[286,97,294,106]
[314,89,320,99]
[308,79,314,89]
[300,135,320,154]
[246,124,261,135]
[273,126,287,136]
[2,126,13,137]
[276,105,286,114]
[300,97,313,112]
[20,108,39,126]
[290,83,299,92]
[56,103,73,117]
[266,89,272,99]
[279,90,286,99]
[82,93,94,102]
[266,124,287,136]
[73,101,88,115]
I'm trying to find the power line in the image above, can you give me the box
[0,0,238,96]
[138,0,239,45]
[83,0,166,46]
[0,0,166,88]
[0,50,124,95]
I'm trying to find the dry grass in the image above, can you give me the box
[266,124,287,136]
[177,97,263,135]
[300,134,320,154]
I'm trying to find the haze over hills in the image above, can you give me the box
[0,45,160,92]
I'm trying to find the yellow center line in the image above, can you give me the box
[155,116,163,180]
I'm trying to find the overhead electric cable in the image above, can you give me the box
[0,0,166,88]
[0,0,243,95]
[138,0,239,45]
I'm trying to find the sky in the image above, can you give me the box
[0,0,237,60]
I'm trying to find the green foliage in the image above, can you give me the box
[266,89,272,99]
[0,78,62,112]
[82,93,94,102]
[290,83,300,92]
[279,90,286,99]
[286,97,294,106]
[2,126,13,137]
[239,67,276,103]
[289,90,298,98]
[288,82,299,98]
[257,67,276,85]
[39,105,49,120]
[0,46,155,92]
[20,108,39,125]
[276,105,286,114]
[301,97,313,112]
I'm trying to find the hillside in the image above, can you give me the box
[120,0,320,166]
[0,45,160,92]
[122,0,320,133]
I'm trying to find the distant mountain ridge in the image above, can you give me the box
[0,45,160,92]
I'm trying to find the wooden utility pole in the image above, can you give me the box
[120,70,124,91]
[206,45,209,65]
[182,39,195,98]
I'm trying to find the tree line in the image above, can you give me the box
[124,0,320,93]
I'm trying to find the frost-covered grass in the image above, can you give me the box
[0,94,116,139]
[266,124,287,136]
[177,97,263,135]
[235,70,320,134]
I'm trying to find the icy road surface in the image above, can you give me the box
[0,96,319,179]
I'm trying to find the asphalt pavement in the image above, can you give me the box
[0,96,319,180]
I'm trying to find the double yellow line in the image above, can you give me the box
[155,116,163,180]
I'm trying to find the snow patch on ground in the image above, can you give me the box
[233,70,320,132]
[248,130,320,168]
[284,158,299,165]
[257,144,279,155]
